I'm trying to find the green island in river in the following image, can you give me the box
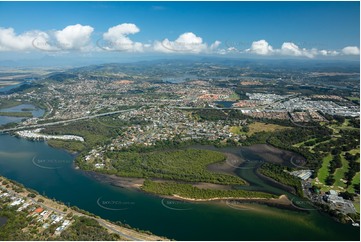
[0,111,33,118]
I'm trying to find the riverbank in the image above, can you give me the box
[16,128,84,142]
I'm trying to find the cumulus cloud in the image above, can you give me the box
[244,40,347,58]
[101,23,143,52]
[55,24,94,50]
[280,42,303,56]
[0,27,49,51]
[341,46,360,55]
[319,50,339,56]
[154,32,220,53]
[246,40,274,55]
[1,24,359,59]
[280,42,319,58]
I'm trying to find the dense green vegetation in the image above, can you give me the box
[258,163,303,197]
[43,118,120,150]
[142,180,276,199]
[59,216,121,241]
[191,109,246,121]
[42,112,149,152]
[47,140,85,153]
[81,149,245,185]
[0,111,33,117]
[0,207,32,240]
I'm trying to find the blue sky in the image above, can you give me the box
[0,1,359,61]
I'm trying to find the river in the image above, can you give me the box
[0,134,359,240]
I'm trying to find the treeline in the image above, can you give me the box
[142,180,276,199]
[191,109,246,121]
[95,149,245,185]
[258,163,303,197]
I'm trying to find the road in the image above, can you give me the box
[0,108,137,133]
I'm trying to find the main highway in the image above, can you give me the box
[0,108,137,133]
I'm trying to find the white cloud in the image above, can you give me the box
[101,23,143,52]
[154,32,220,53]
[55,24,94,50]
[0,27,49,51]
[246,40,274,55]
[210,40,221,50]
[319,50,339,56]
[244,40,344,58]
[281,43,316,58]
[0,25,359,59]
[341,46,360,55]
[280,42,304,56]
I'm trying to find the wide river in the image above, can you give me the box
[0,134,359,240]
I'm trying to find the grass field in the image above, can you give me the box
[228,93,240,101]
[347,172,360,194]
[318,153,332,184]
[332,155,349,189]
[349,148,360,156]
[229,126,245,135]
[293,138,316,148]
[247,122,290,135]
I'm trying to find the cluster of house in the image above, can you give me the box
[0,188,72,235]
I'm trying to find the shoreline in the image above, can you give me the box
[170,194,291,203]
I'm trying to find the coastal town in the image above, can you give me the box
[0,60,359,238]
[0,0,360,240]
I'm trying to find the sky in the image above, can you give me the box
[0,1,360,63]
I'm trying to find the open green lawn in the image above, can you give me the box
[347,172,360,194]
[349,148,360,156]
[228,93,240,101]
[332,155,349,188]
[247,122,290,135]
[318,153,332,184]
[229,126,245,135]
[293,138,316,148]
[340,119,350,127]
